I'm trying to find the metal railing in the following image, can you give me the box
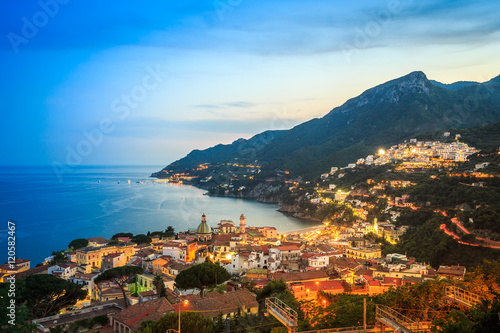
[444,286,481,308]
[299,325,376,333]
[375,305,418,333]
[265,297,298,328]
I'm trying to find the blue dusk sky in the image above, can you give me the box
[1,0,500,167]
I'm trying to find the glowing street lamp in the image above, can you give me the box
[178,300,188,333]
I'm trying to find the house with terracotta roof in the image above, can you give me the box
[175,289,258,319]
[437,265,466,279]
[111,297,174,332]
[290,280,344,300]
[48,262,78,280]
[4,258,30,271]
[101,252,126,271]
[69,272,100,301]
[11,265,49,280]
[138,290,158,303]
[277,245,301,261]
[87,237,111,247]
[0,264,24,281]
[162,241,187,262]
[145,255,171,274]
[270,270,330,284]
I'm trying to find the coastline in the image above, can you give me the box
[280,225,325,236]
[156,177,324,227]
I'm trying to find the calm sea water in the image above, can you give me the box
[0,165,316,265]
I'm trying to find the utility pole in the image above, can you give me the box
[363,298,367,330]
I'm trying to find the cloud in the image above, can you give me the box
[104,116,301,139]
[192,101,255,109]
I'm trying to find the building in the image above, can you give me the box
[196,213,213,242]
[176,289,259,319]
[239,214,246,233]
[270,270,330,284]
[48,263,78,280]
[278,245,301,261]
[5,258,30,271]
[346,247,381,260]
[290,280,344,300]
[87,237,110,247]
[76,243,135,273]
[437,265,466,279]
[101,253,126,271]
[111,297,174,333]
[69,272,100,301]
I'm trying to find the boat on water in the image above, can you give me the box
[118,180,120,184]
[127,180,131,184]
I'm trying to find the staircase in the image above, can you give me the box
[444,286,481,308]
[375,305,429,332]
[265,297,298,333]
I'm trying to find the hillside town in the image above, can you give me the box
[1,210,472,332]
[2,135,499,332]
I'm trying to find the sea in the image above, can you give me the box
[0,165,317,265]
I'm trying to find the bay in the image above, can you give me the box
[0,165,317,265]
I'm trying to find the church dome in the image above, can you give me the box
[196,213,212,234]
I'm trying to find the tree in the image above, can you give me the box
[132,234,152,245]
[175,262,231,297]
[431,309,474,333]
[49,250,67,265]
[68,238,89,250]
[153,274,167,298]
[138,312,214,333]
[111,232,133,240]
[13,275,87,319]
[95,266,143,307]
[164,226,175,237]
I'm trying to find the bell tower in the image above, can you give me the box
[239,214,246,233]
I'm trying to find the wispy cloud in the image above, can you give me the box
[192,101,255,109]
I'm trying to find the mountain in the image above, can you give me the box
[156,71,500,179]
[429,80,479,91]
[429,74,500,91]
[154,130,285,173]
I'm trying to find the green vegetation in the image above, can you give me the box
[0,274,87,320]
[153,274,167,298]
[383,210,500,267]
[49,250,67,265]
[174,262,232,297]
[159,73,500,180]
[111,232,133,240]
[49,314,109,333]
[95,266,144,307]
[132,234,152,244]
[138,312,214,333]
[68,238,89,250]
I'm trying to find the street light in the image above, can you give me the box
[178,300,188,333]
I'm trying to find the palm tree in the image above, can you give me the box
[154,274,166,297]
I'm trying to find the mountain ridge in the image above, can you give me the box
[155,71,500,179]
